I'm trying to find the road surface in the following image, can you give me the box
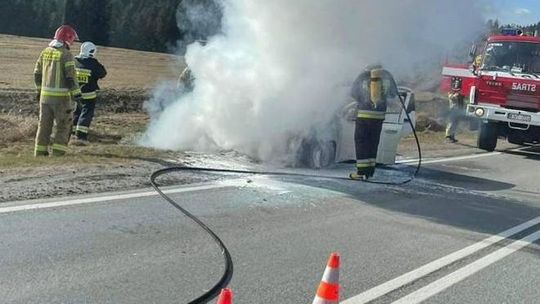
[1,147,539,303]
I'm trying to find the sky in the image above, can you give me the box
[486,0,540,25]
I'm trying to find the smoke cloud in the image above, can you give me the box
[142,0,484,164]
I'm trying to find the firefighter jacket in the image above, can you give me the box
[351,69,398,120]
[75,57,107,100]
[448,92,466,108]
[34,45,81,103]
[448,76,465,108]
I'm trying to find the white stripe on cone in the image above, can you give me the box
[313,253,340,304]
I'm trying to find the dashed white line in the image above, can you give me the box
[392,229,540,304]
[342,216,540,304]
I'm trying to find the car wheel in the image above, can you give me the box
[307,141,336,169]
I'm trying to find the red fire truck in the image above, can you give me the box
[441,30,540,151]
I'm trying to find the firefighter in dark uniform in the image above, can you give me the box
[71,41,107,145]
[350,65,398,180]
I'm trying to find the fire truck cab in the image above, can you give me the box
[442,30,540,151]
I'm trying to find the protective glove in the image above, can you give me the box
[341,101,358,121]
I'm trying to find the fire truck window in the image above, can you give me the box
[482,42,540,73]
[526,46,540,73]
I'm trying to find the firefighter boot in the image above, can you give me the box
[34,147,49,157]
[349,172,368,181]
[445,135,458,144]
[70,136,89,146]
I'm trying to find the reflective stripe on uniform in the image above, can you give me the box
[76,68,92,74]
[356,159,375,168]
[76,68,92,84]
[42,50,62,61]
[41,91,71,97]
[55,57,61,88]
[42,87,69,92]
[65,61,75,68]
[41,86,70,97]
[81,92,97,100]
[52,144,68,152]
[76,126,89,133]
[35,145,48,152]
[357,110,386,120]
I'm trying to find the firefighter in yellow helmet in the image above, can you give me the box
[349,65,397,180]
[33,25,82,156]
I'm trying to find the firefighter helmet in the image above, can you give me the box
[54,25,79,46]
[364,64,383,72]
[80,42,97,58]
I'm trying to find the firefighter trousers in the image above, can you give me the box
[446,93,465,138]
[354,118,384,177]
[72,98,96,141]
[35,101,72,156]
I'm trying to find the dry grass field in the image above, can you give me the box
[0,34,181,90]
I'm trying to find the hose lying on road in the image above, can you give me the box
[150,152,422,302]
[149,81,422,303]
[151,168,233,304]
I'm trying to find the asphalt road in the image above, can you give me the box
[1,147,539,304]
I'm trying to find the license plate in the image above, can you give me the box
[508,113,532,122]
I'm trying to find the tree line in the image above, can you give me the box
[0,0,221,53]
[2,2,539,53]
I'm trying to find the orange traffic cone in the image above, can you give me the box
[216,288,233,304]
[313,252,340,304]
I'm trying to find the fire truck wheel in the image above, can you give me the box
[477,121,498,152]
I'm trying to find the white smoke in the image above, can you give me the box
[142,0,485,163]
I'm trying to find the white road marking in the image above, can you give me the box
[398,152,501,165]
[342,216,540,304]
[392,229,540,304]
[0,183,230,215]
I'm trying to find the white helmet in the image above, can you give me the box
[79,41,97,58]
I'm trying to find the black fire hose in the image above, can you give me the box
[150,168,233,304]
[149,82,422,303]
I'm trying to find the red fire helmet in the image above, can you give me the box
[54,25,79,46]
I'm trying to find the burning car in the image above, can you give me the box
[297,87,416,168]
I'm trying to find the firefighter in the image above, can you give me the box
[473,54,483,70]
[71,41,107,145]
[33,25,81,157]
[177,66,195,92]
[350,65,398,180]
[445,77,465,143]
